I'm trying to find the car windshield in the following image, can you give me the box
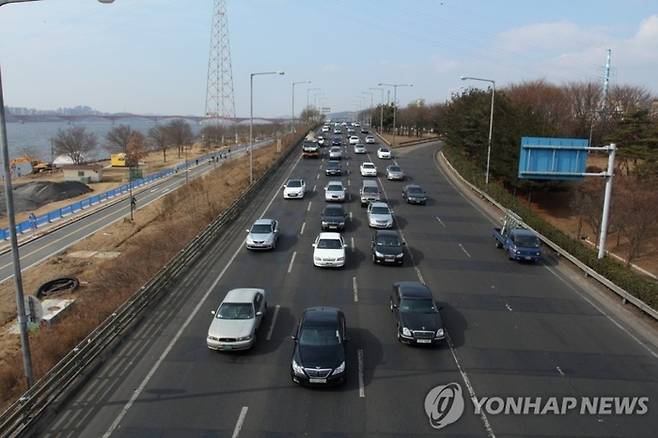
[399,298,436,313]
[323,208,344,217]
[363,164,375,168]
[371,207,390,215]
[217,302,254,319]
[299,326,341,346]
[377,235,401,247]
[331,148,340,152]
[364,187,379,194]
[380,148,389,153]
[327,162,339,168]
[287,180,302,188]
[251,224,272,234]
[515,235,540,247]
[408,187,423,194]
[317,239,342,249]
[389,166,401,172]
[327,184,343,191]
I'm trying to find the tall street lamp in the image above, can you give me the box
[0,0,116,389]
[250,71,284,184]
[378,82,413,146]
[291,80,311,133]
[312,92,324,109]
[306,87,320,108]
[369,87,385,133]
[362,91,373,127]
[461,75,495,186]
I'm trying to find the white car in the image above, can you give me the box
[317,136,325,146]
[321,126,330,133]
[283,179,306,199]
[348,136,360,145]
[312,232,347,268]
[353,143,367,154]
[360,162,377,177]
[329,146,343,160]
[207,288,267,351]
[365,135,376,144]
[324,181,346,202]
[377,147,392,159]
[367,202,394,229]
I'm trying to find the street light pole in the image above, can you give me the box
[370,87,385,133]
[362,91,373,127]
[291,80,310,133]
[306,87,320,109]
[0,0,116,390]
[378,82,413,147]
[250,71,285,185]
[461,75,496,185]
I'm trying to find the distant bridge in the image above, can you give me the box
[7,113,288,124]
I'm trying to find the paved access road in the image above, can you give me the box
[0,142,268,283]
[39,129,658,437]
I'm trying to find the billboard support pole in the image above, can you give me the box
[597,143,616,259]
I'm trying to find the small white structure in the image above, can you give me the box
[62,165,104,183]
[53,154,75,167]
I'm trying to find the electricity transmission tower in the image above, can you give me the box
[205,0,236,120]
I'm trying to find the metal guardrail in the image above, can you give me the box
[439,150,658,321]
[0,134,304,437]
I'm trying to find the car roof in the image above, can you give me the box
[323,204,345,211]
[302,306,342,325]
[512,229,536,237]
[379,147,389,150]
[327,181,344,186]
[362,180,378,187]
[253,218,274,226]
[406,184,423,190]
[318,232,342,239]
[395,282,432,299]
[370,201,389,208]
[287,178,303,183]
[362,161,375,166]
[387,165,401,169]
[224,288,264,303]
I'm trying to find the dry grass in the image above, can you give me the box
[0,130,307,410]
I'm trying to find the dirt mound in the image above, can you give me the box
[0,181,92,217]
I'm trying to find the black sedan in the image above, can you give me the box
[371,230,405,265]
[331,137,342,146]
[321,204,347,231]
[389,282,445,345]
[291,307,347,386]
[402,184,427,205]
[325,160,343,176]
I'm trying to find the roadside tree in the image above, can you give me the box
[51,126,97,165]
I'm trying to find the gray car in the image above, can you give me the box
[207,288,267,351]
[367,202,394,229]
[329,147,343,160]
[245,218,279,250]
[386,165,405,181]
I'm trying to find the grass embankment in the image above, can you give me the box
[441,145,658,311]
[0,130,307,410]
[379,132,439,147]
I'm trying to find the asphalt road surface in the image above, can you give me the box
[38,129,658,437]
[0,141,268,284]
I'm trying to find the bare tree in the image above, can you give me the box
[200,124,225,148]
[615,180,658,265]
[51,127,97,164]
[147,125,169,162]
[105,124,138,154]
[164,119,193,158]
[125,132,147,166]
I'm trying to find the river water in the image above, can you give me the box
[5,118,202,161]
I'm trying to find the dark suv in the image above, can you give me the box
[321,204,347,231]
[389,282,445,345]
[291,307,347,386]
[325,160,343,176]
[370,230,405,265]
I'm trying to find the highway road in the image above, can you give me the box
[0,141,268,283]
[37,129,658,437]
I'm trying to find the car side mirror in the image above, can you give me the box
[283,185,287,189]
[312,243,316,248]
[343,244,348,248]
[256,311,263,317]
[402,242,407,245]
[210,310,216,315]
[290,335,297,341]
[391,303,398,309]
[246,229,250,233]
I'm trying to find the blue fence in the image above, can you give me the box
[0,148,235,241]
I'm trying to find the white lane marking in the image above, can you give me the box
[347,179,351,186]
[435,216,446,227]
[162,188,171,194]
[231,407,249,438]
[556,366,565,376]
[312,184,317,192]
[349,211,353,221]
[543,264,658,359]
[150,188,159,193]
[358,349,365,398]
[372,160,495,438]
[306,201,312,212]
[351,236,355,250]
[266,305,280,341]
[316,173,320,180]
[299,222,306,235]
[103,148,303,437]
[287,251,297,274]
[353,276,358,303]
[505,303,513,312]
[458,243,472,258]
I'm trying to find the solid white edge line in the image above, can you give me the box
[307,201,312,212]
[231,406,249,438]
[353,276,358,303]
[435,216,446,227]
[266,304,280,341]
[351,236,355,250]
[287,251,297,274]
[299,222,306,236]
[103,145,302,437]
[458,243,472,258]
[358,348,365,398]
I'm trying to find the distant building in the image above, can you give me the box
[53,154,75,167]
[10,156,33,177]
[62,165,104,183]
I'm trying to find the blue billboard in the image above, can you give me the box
[518,137,589,180]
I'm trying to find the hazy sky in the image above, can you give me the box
[1,0,657,117]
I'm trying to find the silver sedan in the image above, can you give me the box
[386,165,405,181]
[207,288,267,351]
[245,218,279,250]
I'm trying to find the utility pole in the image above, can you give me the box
[378,83,413,147]
[370,87,385,133]
[291,80,311,133]
[461,75,496,185]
